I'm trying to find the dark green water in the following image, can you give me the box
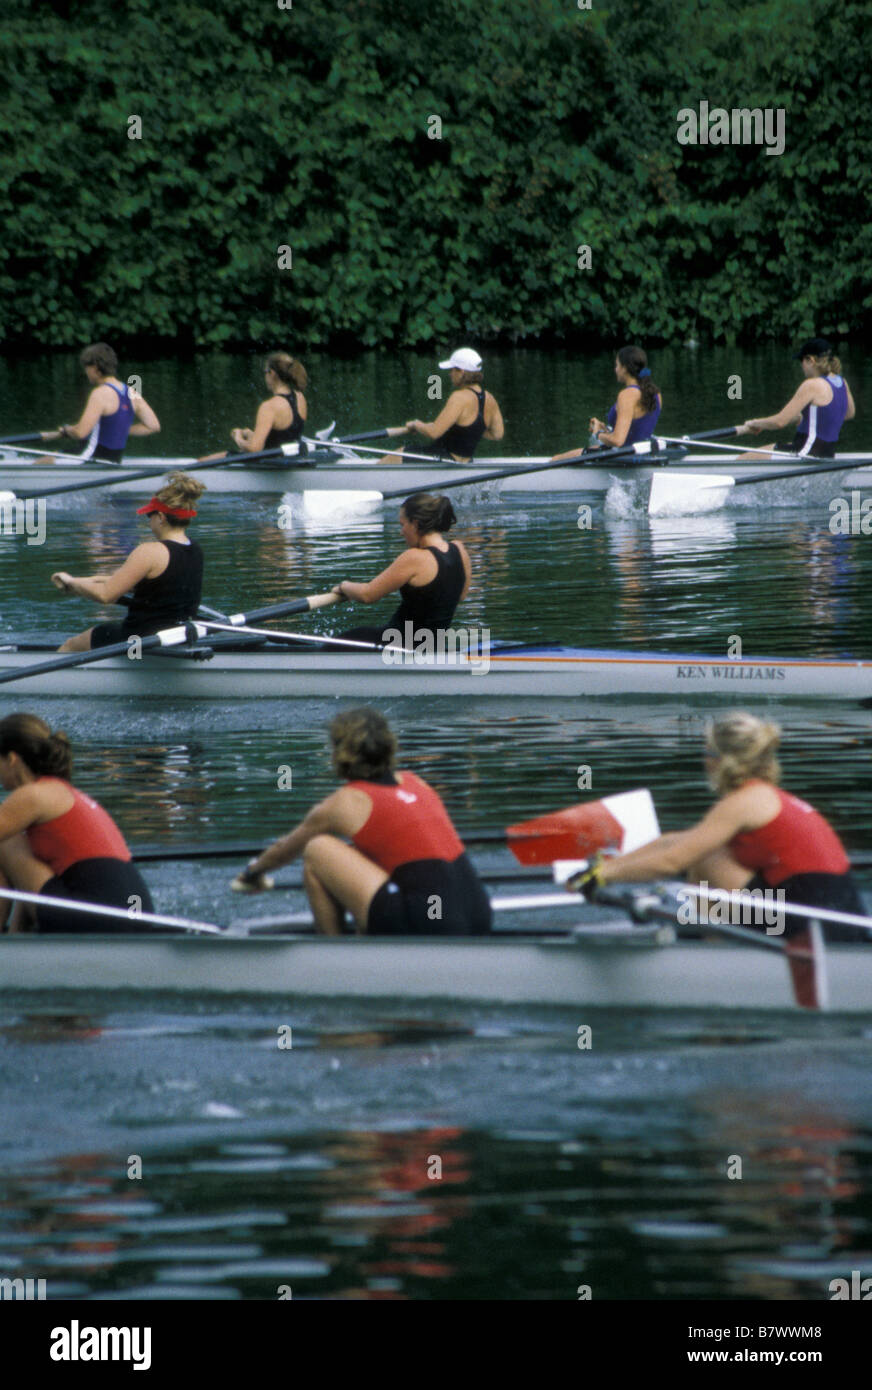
[1,349,871,1303]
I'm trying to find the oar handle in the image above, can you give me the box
[334,427,407,444]
[229,591,341,626]
[683,426,739,442]
[0,431,57,447]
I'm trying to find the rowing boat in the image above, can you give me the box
[0,641,869,700]
[3,447,871,497]
[1,926,869,1011]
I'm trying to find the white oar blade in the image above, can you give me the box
[648,473,735,517]
[302,489,382,518]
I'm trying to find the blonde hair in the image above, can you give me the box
[705,711,781,794]
[809,352,842,375]
[155,472,206,522]
[265,351,308,391]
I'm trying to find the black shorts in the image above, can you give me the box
[790,434,837,459]
[37,858,155,934]
[90,621,133,649]
[747,870,867,942]
[366,855,492,937]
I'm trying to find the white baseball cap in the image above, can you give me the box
[438,347,483,372]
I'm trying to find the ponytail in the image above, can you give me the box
[401,492,457,534]
[617,345,659,413]
[0,714,73,779]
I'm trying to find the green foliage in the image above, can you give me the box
[0,0,868,349]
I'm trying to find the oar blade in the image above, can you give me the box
[785,920,829,1011]
[302,489,383,519]
[648,472,735,517]
[507,789,659,865]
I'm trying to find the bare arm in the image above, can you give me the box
[51,542,166,605]
[60,385,114,440]
[590,388,637,449]
[598,787,770,884]
[484,394,505,441]
[128,391,161,437]
[0,784,52,842]
[406,393,465,440]
[845,382,856,420]
[245,788,364,876]
[336,550,423,604]
[742,380,816,433]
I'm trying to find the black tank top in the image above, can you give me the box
[435,388,486,458]
[264,393,304,449]
[125,540,204,633]
[388,542,465,632]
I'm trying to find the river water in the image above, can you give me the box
[0,348,870,1303]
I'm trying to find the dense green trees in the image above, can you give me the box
[0,0,868,350]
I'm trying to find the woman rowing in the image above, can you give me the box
[51,473,206,653]
[0,714,153,934]
[386,348,504,463]
[232,707,492,936]
[200,352,308,460]
[571,712,866,940]
[331,492,471,648]
[52,343,160,464]
[737,338,855,458]
[551,345,662,459]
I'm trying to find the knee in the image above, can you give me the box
[302,834,339,868]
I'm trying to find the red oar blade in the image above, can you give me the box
[507,790,659,866]
[785,920,829,1011]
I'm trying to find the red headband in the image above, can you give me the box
[136,498,197,519]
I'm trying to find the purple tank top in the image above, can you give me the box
[606,385,661,445]
[97,384,134,450]
[797,375,847,447]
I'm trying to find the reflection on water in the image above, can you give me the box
[2,1006,872,1299]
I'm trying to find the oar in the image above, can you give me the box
[648,449,870,517]
[0,430,61,447]
[198,619,413,656]
[221,591,342,626]
[310,426,409,446]
[0,884,221,934]
[587,882,833,1010]
[304,441,687,510]
[10,442,332,502]
[0,622,202,687]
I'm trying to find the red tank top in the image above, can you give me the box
[729,784,849,885]
[350,771,464,874]
[27,779,132,875]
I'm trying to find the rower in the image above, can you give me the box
[737,337,855,459]
[51,343,160,464]
[199,352,308,460]
[551,345,662,459]
[50,473,205,653]
[570,711,867,940]
[0,714,154,934]
[331,492,470,647]
[383,348,504,464]
[233,708,492,936]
